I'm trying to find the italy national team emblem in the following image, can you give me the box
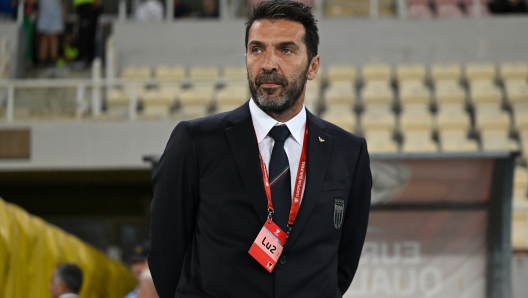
[333,198,345,229]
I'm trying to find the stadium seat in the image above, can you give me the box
[141,86,179,118]
[178,84,216,118]
[504,79,528,106]
[105,88,129,108]
[120,66,151,80]
[396,64,426,83]
[439,129,479,152]
[324,81,355,107]
[363,130,399,153]
[361,80,394,107]
[324,0,370,17]
[215,83,249,113]
[436,104,471,130]
[402,130,438,152]
[399,80,431,105]
[430,63,461,82]
[434,80,466,106]
[361,107,396,134]
[500,62,528,81]
[155,65,186,81]
[436,4,464,18]
[475,104,510,131]
[469,80,502,106]
[480,130,518,151]
[399,104,433,132]
[514,166,528,204]
[305,80,321,112]
[223,66,247,80]
[465,63,496,82]
[407,4,434,18]
[512,210,528,249]
[189,66,220,80]
[321,105,356,132]
[362,64,392,82]
[326,65,356,83]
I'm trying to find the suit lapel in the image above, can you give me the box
[225,102,268,223]
[284,112,332,251]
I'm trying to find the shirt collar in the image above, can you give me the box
[249,98,306,146]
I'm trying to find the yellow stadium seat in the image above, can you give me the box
[480,130,518,151]
[189,66,220,80]
[439,129,478,152]
[361,107,395,133]
[215,84,249,113]
[396,64,426,82]
[512,211,528,250]
[465,62,496,82]
[500,62,528,81]
[326,65,356,82]
[321,105,356,132]
[223,66,247,80]
[430,63,461,82]
[475,104,511,131]
[399,104,433,132]
[515,109,528,132]
[470,80,502,106]
[399,80,431,105]
[504,79,528,106]
[120,66,151,80]
[141,89,177,118]
[436,104,470,130]
[402,130,438,153]
[155,65,186,80]
[324,81,355,106]
[361,80,393,106]
[362,63,392,82]
[514,166,528,204]
[106,88,129,108]
[363,130,398,153]
[434,80,466,106]
[178,84,215,118]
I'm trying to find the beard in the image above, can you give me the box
[248,65,309,115]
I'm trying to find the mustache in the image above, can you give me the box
[255,72,287,86]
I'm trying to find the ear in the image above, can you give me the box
[306,55,320,81]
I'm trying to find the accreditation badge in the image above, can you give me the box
[248,220,287,273]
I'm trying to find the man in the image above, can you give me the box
[73,0,102,67]
[137,270,160,298]
[125,241,151,298]
[149,1,371,297]
[49,263,84,298]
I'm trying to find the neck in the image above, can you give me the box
[266,91,306,123]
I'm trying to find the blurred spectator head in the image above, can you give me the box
[130,241,150,281]
[201,0,219,17]
[49,263,84,298]
[137,269,159,298]
[245,0,319,63]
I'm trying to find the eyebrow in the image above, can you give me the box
[248,40,301,50]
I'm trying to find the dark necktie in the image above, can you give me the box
[268,125,291,232]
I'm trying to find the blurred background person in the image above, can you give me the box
[74,0,102,68]
[125,241,150,298]
[174,0,191,18]
[36,0,66,68]
[135,0,164,22]
[137,270,159,298]
[199,0,219,18]
[49,263,84,298]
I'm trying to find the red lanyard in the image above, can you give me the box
[258,124,308,234]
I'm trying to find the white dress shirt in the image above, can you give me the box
[249,99,307,201]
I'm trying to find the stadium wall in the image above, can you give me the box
[0,21,24,78]
[113,17,528,68]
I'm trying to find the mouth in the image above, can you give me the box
[259,83,282,88]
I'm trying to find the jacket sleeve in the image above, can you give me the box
[149,121,200,298]
[337,137,372,294]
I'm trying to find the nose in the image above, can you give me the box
[262,50,278,72]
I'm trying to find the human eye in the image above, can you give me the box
[282,48,293,54]
[251,47,262,54]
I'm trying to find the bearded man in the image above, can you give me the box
[149,1,372,297]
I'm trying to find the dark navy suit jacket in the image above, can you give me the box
[149,101,372,298]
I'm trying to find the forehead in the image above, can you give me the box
[248,19,306,44]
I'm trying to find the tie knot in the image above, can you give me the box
[269,125,290,143]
